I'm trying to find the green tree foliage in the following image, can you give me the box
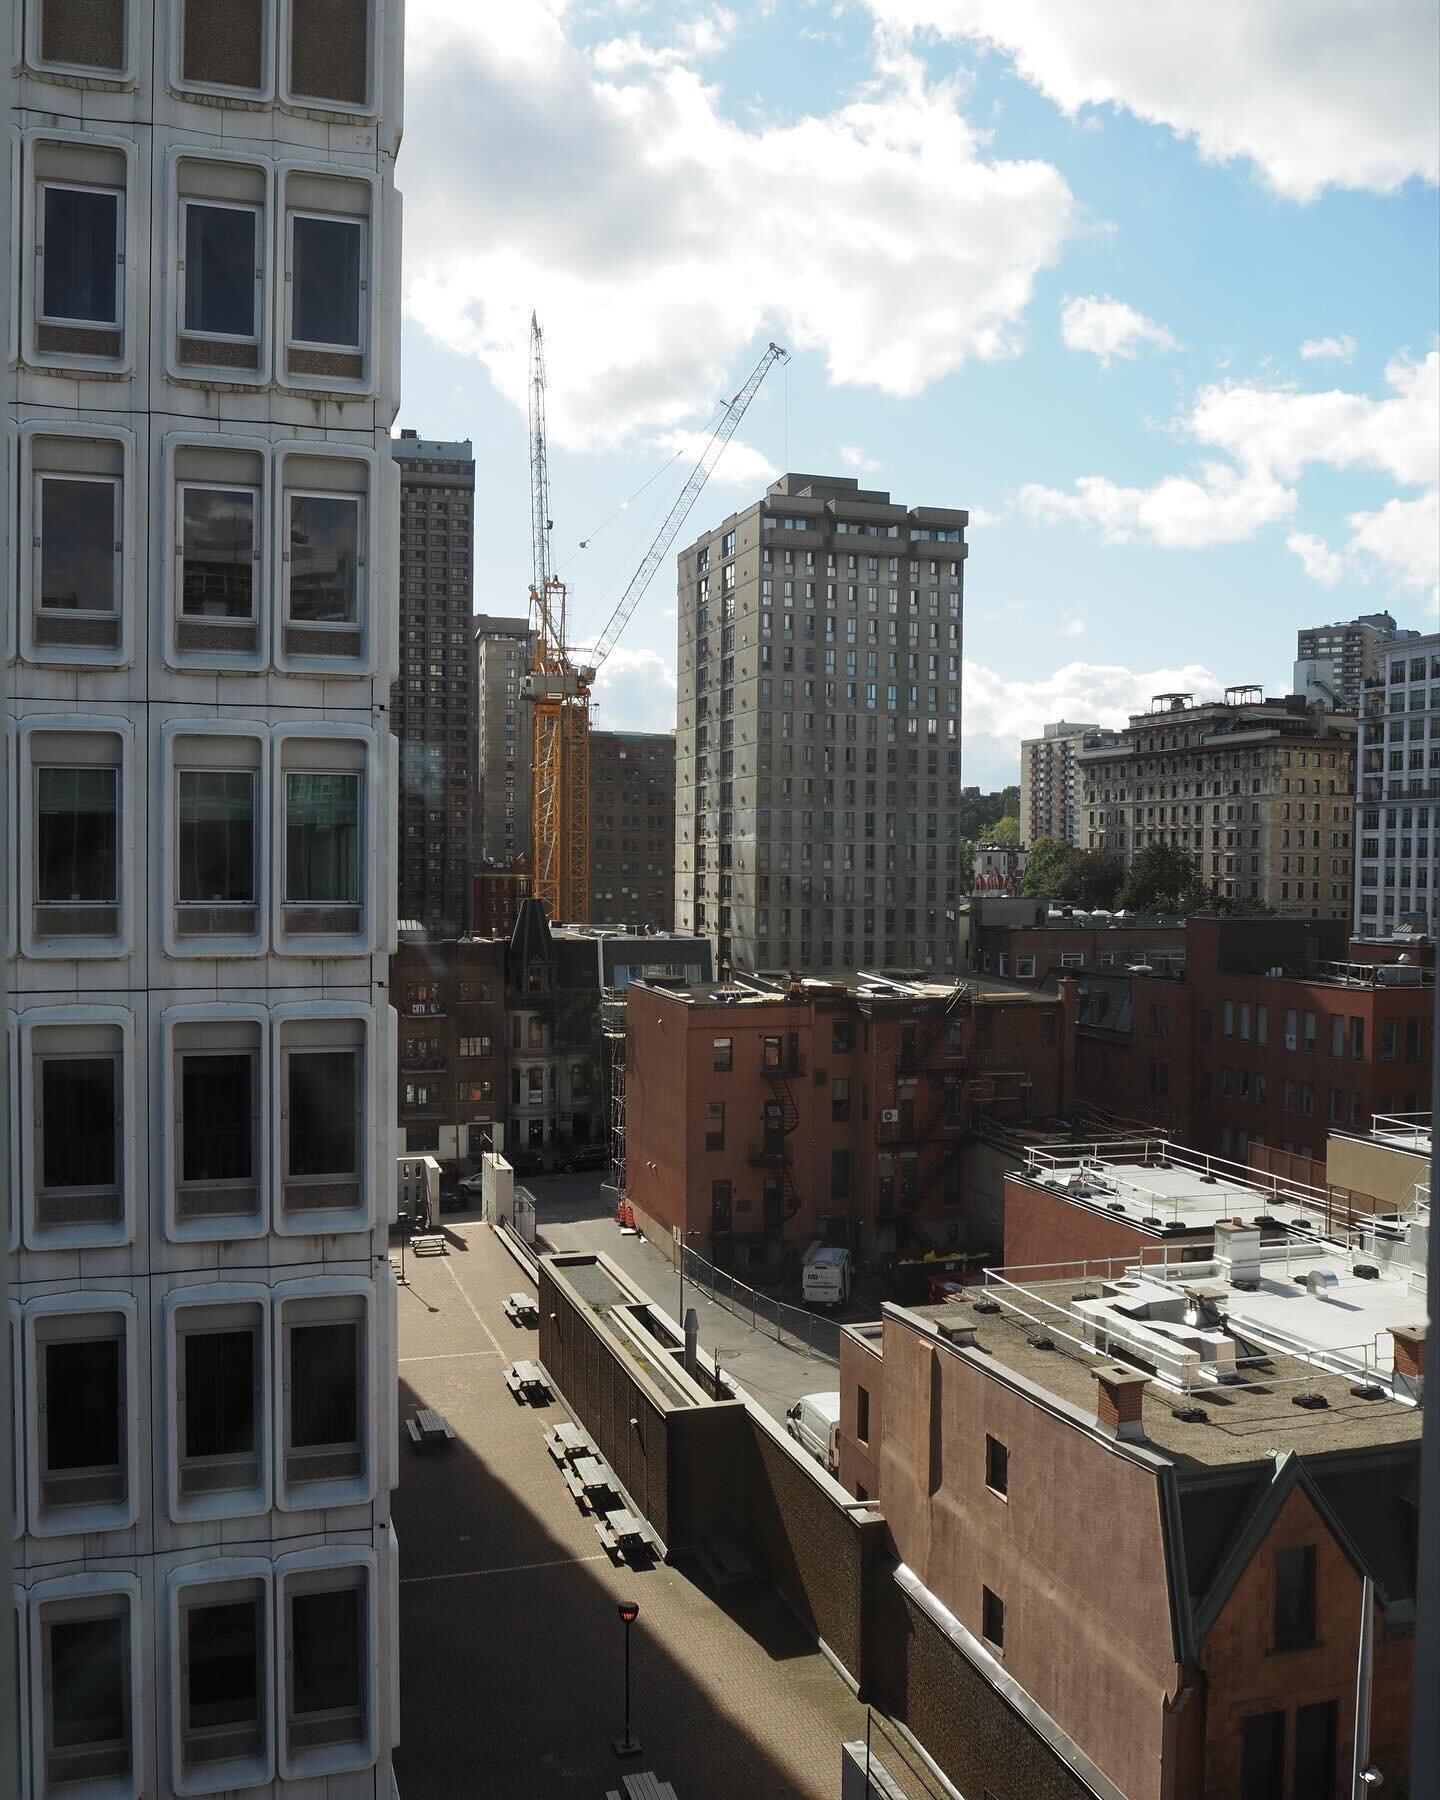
[1068,849,1126,909]
[1118,843,1203,912]
[958,785,1020,842]
[1020,839,1076,899]
[988,815,1022,846]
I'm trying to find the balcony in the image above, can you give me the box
[746,1138,791,1166]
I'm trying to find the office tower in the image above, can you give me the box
[1019,720,1101,847]
[472,612,535,870]
[1080,688,1356,918]
[675,474,968,977]
[392,433,475,935]
[1295,611,1420,712]
[1355,632,1440,937]
[590,730,677,929]
[3,4,403,1793]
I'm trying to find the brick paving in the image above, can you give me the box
[392,1220,871,1799]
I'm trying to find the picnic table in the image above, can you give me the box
[604,1507,646,1547]
[503,1291,539,1324]
[409,1233,448,1256]
[544,1421,595,1465]
[405,1407,455,1448]
[573,1454,615,1497]
[504,1358,552,1402]
[606,1773,679,1800]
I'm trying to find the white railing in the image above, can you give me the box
[1021,1138,1335,1221]
[1371,1111,1432,1152]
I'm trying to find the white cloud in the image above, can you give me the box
[402,3,1076,449]
[838,445,882,473]
[963,503,1002,528]
[863,1,1438,200]
[590,646,679,733]
[652,429,777,488]
[1060,294,1177,365]
[962,658,1221,748]
[1057,615,1086,638]
[1285,531,1345,586]
[1017,351,1440,597]
[1300,334,1357,362]
[592,7,738,73]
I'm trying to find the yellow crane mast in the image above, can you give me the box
[523,318,788,923]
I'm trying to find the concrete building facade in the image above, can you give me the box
[1355,631,1440,938]
[470,611,533,872]
[391,433,473,936]
[3,2,404,1792]
[1080,690,1357,918]
[589,729,676,929]
[675,473,968,977]
[1019,719,1099,848]
[1295,610,1420,712]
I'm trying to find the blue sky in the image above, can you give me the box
[398,1,1438,788]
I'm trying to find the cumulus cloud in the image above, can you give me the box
[402,2,1076,449]
[839,445,882,473]
[1285,531,1345,586]
[1018,351,1439,600]
[1300,334,1357,362]
[1060,294,1177,365]
[863,1,1438,200]
[592,8,738,73]
[652,429,777,489]
[962,658,1221,748]
[590,646,679,733]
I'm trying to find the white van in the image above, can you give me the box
[801,1244,853,1307]
[785,1392,841,1473]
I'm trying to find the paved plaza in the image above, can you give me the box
[392,1216,871,1798]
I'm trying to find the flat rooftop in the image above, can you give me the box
[1013,1140,1343,1235]
[885,1246,1425,1470]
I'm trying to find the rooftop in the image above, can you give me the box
[643,972,1059,1009]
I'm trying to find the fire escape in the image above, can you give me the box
[748,1027,804,1236]
[870,983,978,1233]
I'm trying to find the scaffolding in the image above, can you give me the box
[601,988,627,1198]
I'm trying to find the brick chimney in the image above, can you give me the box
[1391,1322,1427,1397]
[1094,1366,1151,1440]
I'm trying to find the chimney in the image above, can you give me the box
[1094,1366,1150,1440]
[1391,1322,1427,1398]
[1215,1219,1262,1287]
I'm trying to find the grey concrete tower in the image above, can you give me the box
[675,474,968,977]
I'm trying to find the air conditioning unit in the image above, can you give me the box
[881,1109,900,1123]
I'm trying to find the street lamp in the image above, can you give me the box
[614,1601,641,1758]
[677,1228,701,1330]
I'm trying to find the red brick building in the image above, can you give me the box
[837,1181,1425,1800]
[470,868,531,940]
[1067,917,1433,1163]
[961,894,1187,985]
[390,933,507,1163]
[624,972,1076,1268]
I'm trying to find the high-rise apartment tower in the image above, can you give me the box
[1294,611,1420,712]
[3,3,404,1792]
[392,433,474,935]
[1019,720,1100,848]
[676,474,968,976]
[471,612,535,873]
[590,730,676,929]
[1355,632,1440,937]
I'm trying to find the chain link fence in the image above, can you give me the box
[678,1244,842,1362]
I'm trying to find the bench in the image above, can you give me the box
[405,1408,455,1448]
[503,1291,539,1325]
[409,1233,448,1256]
[606,1775,679,1800]
[503,1359,552,1403]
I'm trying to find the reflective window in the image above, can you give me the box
[181,486,257,619]
[37,767,118,904]
[285,773,360,903]
[39,476,117,613]
[41,185,121,324]
[288,495,360,624]
[178,770,256,903]
[184,203,259,338]
[291,216,362,347]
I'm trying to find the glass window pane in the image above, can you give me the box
[291,216,361,346]
[290,1322,359,1446]
[49,1615,128,1751]
[37,765,119,903]
[291,1587,362,1717]
[40,477,116,613]
[288,494,360,623]
[178,769,255,902]
[42,1057,117,1190]
[181,486,256,618]
[45,1338,121,1471]
[287,1050,358,1175]
[181,1054,254,1182]
[42,187,120,324]
[286,772,360,902]
[184,203,257,337]
[184,1329,256,1459]
[186,1598,260,1732]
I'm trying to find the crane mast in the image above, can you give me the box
[524,328,789,925]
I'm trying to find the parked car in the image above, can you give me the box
[506,1147,547,1178]
[457,1172,488,1193]
[785,1392,841,1474]
[555,1143,608,1174]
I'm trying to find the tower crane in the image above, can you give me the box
[523,323,789,922]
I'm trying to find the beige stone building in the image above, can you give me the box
[471,611,535,871]
[1079,689,1356,918]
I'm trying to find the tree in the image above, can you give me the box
[1069,848,1126,910]
[1021,838,1077,899]
[1118,843,1202,912]
[988,815,1021,846]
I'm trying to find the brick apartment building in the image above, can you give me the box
[589,729,676,929]
[961,894,1187,985]
[471,867,532,939]
[1062,917,1434,1164]
[624,972,1075,1267]
[390,933,507,1161]
[837,1145,1425,1800]
[1080,689,1356,918]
